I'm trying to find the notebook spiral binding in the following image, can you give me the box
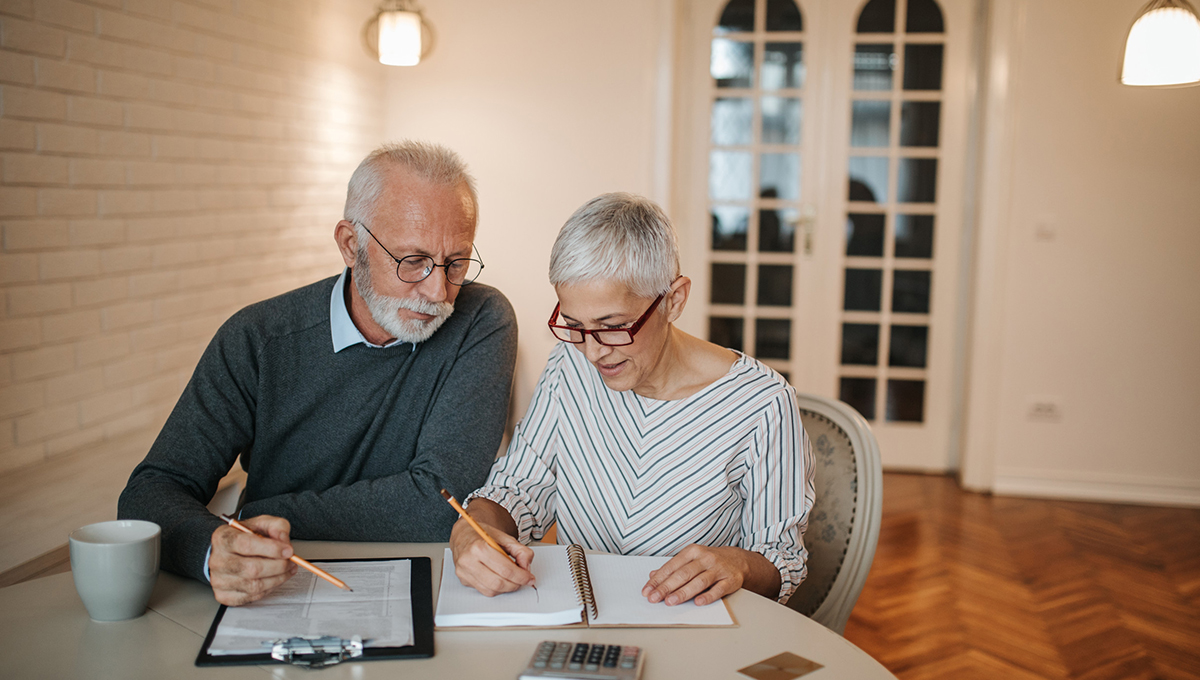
[565,544,598,621]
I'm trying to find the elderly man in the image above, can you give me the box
[118,142,517,606]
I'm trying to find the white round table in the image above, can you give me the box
[0,541,896,679]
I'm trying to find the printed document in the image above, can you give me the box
[207,560,413,655]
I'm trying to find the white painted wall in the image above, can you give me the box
[962,0,1200,505]
[382,0,670,420]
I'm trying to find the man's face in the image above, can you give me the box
[352,169,477,344]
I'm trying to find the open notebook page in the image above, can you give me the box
[435,546,584,627]
[586,554,735,627]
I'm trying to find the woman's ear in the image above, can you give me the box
[665,276,691,323]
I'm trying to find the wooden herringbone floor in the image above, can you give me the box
[844,473,1200,680]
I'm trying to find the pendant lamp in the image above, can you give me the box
[1120,0,1200,87]
[363,0,436,67]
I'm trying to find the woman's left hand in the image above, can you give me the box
[641,545,759,606]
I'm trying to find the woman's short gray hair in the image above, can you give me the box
[343,141,478,228]
[549,193,680,299]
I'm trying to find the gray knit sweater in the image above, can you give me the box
[117,274,517,583]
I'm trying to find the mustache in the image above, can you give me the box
[392,296,454,319]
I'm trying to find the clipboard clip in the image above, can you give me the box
[269,635,364,668]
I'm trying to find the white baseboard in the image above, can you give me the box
[993,468,1200,507]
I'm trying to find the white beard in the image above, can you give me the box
[354,246,454,344]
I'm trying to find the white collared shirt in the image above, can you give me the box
[329,267,414,353]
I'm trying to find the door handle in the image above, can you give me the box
[798,204,816,256]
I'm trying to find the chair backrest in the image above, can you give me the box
[784,393,882,634]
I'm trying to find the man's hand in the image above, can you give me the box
[641,545,781,606]
[209,515,298,606]
[448,510,535,597]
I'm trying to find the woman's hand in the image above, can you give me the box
[641,545,781,606]
[448,500,536,597]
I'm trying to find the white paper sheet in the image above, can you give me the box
[587,554,734,627]
[206,560,413,655]
[435,546,584,627]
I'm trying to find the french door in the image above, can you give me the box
[674,0,974,470]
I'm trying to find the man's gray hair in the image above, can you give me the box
[549,193,680,299]
[343,141,478,228]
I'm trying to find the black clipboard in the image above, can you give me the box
[195,556,434,666]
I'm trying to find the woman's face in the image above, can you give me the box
[554,279,674,394]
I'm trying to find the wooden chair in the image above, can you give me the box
[785,393,882,634]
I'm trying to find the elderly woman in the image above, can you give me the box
[450,193,814,607]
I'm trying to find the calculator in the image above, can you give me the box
[517,640,644,680]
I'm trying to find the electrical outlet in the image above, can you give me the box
[1026,396,1063,422]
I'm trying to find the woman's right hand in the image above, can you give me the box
[448,511,537,597]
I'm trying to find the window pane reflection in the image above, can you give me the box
[894,214,934,258]
[846,212,885,256]
[906,0,944,33]
[711,206,749,251]
[841,323,879,365]
[766,0,803,31]
[716,0,755,33]
[848,157,888,203]
[844,268,883,311]
[903,44,943,90]
[709,316,744,351]
[710,150,753,201]
[756,318,791,359]
[710,263,746,305]
[886,379,925,422]
[762,96,801,144]
[851,100,890,147]
[854,44,895,90]
[900,101,940,147]
[897,158,937,203]
[759,208,796,252]
[760,153,800,200]
[712,98,754,146]
[840,377,877,420]
[712,39,755,88]
[856,0,895,33]
[892,269,931,313]
[763,42,805,89]
[757,264,793,306]
[888,324,928,367]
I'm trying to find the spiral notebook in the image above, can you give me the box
[434,545,735,628]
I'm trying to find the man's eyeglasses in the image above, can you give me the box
[357,222,484,286]
[547,294,665,347]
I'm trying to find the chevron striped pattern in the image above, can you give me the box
[844,473,1200,679]
[470,342,816,601]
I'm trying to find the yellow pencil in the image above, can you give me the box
[219,514,352,592]
[440,489,536,592]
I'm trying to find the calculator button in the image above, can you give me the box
[620,646,640,669]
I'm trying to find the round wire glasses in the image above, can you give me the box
[357,221,484,285]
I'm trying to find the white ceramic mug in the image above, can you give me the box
[68,520,160,622]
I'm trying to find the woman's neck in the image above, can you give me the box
[632,327,736,401]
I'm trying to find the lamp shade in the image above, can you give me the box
[378,10,423,66]
[1121,0,1200,86]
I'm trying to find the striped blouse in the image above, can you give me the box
[467,342,815,602]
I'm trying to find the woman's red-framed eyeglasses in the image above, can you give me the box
[547,294,665,347]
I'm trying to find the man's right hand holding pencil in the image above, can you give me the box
[446,495,537,597]
[209,515,298,606]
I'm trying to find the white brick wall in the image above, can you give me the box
[0,0,384,474]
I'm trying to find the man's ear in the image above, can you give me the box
[665,276,691,324]
[334,220,358,269]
